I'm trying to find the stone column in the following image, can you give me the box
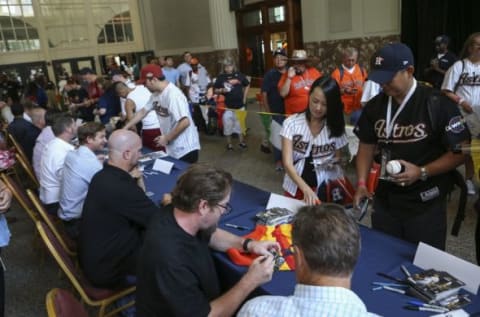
[208,0,238,50]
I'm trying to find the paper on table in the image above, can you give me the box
[266,193,306,213]
[413,242,480,294]
[152,159,174,175]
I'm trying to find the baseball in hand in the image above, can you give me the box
[386,160,404,175]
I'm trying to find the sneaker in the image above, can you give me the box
[226,144,234,151]
[466,179,476,195]
[260,143,271,154]
[239,142,247,149]
[275,161,284,172]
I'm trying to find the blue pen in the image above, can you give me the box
[372,282,408,288]
[407,300,449,312]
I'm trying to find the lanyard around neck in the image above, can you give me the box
[385,79,417,140]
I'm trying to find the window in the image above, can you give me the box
[0,0,39,52]
[242,9,262,27]
[268,5,285,23]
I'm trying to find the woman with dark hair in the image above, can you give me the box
[281,76,348,205]
[442,32,480,195]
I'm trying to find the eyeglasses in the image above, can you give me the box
[145,76,154,81]
[216,202,233,215]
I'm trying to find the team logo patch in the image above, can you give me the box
[420,186,440,202]
[375,56,384,66]
[445,116,466,133]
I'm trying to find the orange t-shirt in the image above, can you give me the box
[331,64,367,114]
[278,67,322,115]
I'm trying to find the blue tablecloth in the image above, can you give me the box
[143,157,480,317]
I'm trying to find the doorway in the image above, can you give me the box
[235,0,302,86]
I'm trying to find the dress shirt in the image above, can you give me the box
[33,126,55,182]
[39,137,74,204]
[238,284,379,317]
[58,145,102,221]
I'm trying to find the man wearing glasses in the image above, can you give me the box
[125,64,200,163]
[136,164,279,317]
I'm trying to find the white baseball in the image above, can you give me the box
[386,160,403,175]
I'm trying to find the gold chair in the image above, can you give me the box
[7,132,29,164]
[27,189,76,257]
[0,173,38,223]
[15,152,40,189]
[46,288,90,317]
[36,221,135,317]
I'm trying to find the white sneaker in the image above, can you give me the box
[466,179,476,195]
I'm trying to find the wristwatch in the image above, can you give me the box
[420,166,428,181]
[242,238,253,252]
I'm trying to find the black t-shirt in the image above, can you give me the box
[79,164,159,288]
[354,83,470,215]
[136,205,220,317]
[425,51,457,89]
[214,71,249,108]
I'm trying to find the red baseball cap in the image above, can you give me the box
[137,64,164,84]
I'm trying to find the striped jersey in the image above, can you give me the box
[144,83,200,159]
[127,85,160,130]
[281,113,347,196]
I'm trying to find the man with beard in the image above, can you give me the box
[136,163,279,317]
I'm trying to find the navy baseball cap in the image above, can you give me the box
[435,35,450,45]
[369,43,414,85]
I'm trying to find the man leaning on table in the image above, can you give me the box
[136,163,279,317]
[238,204,378,317]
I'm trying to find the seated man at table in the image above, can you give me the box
[79,129,159,288]
[238,203,378,317]
[58,122,107,240]
[136,163,279,317]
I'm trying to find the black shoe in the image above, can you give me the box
[227,144,234,151]
[239,143,247,149]
[260,143,271,154]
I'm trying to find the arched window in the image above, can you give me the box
[97,11,133,44]
[0,2,40,52]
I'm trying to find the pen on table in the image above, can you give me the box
[383,286,406,294]
[225,223,251,231]
[376,272,406,283]
[372,282,408,287]
[404,305,448,313]
[407,300,449,312]
[400,265,417,284]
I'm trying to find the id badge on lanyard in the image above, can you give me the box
[379,79,417,181]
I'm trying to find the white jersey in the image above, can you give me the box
[442,59,480,110]
[280,113,348,196]
[127,85,160,130]
[145,83,200,159]
[442,59,480,136]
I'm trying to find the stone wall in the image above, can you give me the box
[304,34,400,75]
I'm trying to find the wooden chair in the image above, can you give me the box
[26,189,76,257]
[46,288,89,317]
[7,132,29,163]
[15,152,40,189]
[36,221,135,317]
[0,173,37,223]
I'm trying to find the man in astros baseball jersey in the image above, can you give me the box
[353,43,470,250]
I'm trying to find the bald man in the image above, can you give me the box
[79,130,160,288]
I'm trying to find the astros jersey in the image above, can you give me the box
[278,68,322,115]
[281,112,347,196]
[355,83,470,212]
[331,64,367,114]
[144,83,200,159]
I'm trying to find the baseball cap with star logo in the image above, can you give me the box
[369,43,414,85]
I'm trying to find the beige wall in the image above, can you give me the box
[140,0,215,55]
[301,0,400,42]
